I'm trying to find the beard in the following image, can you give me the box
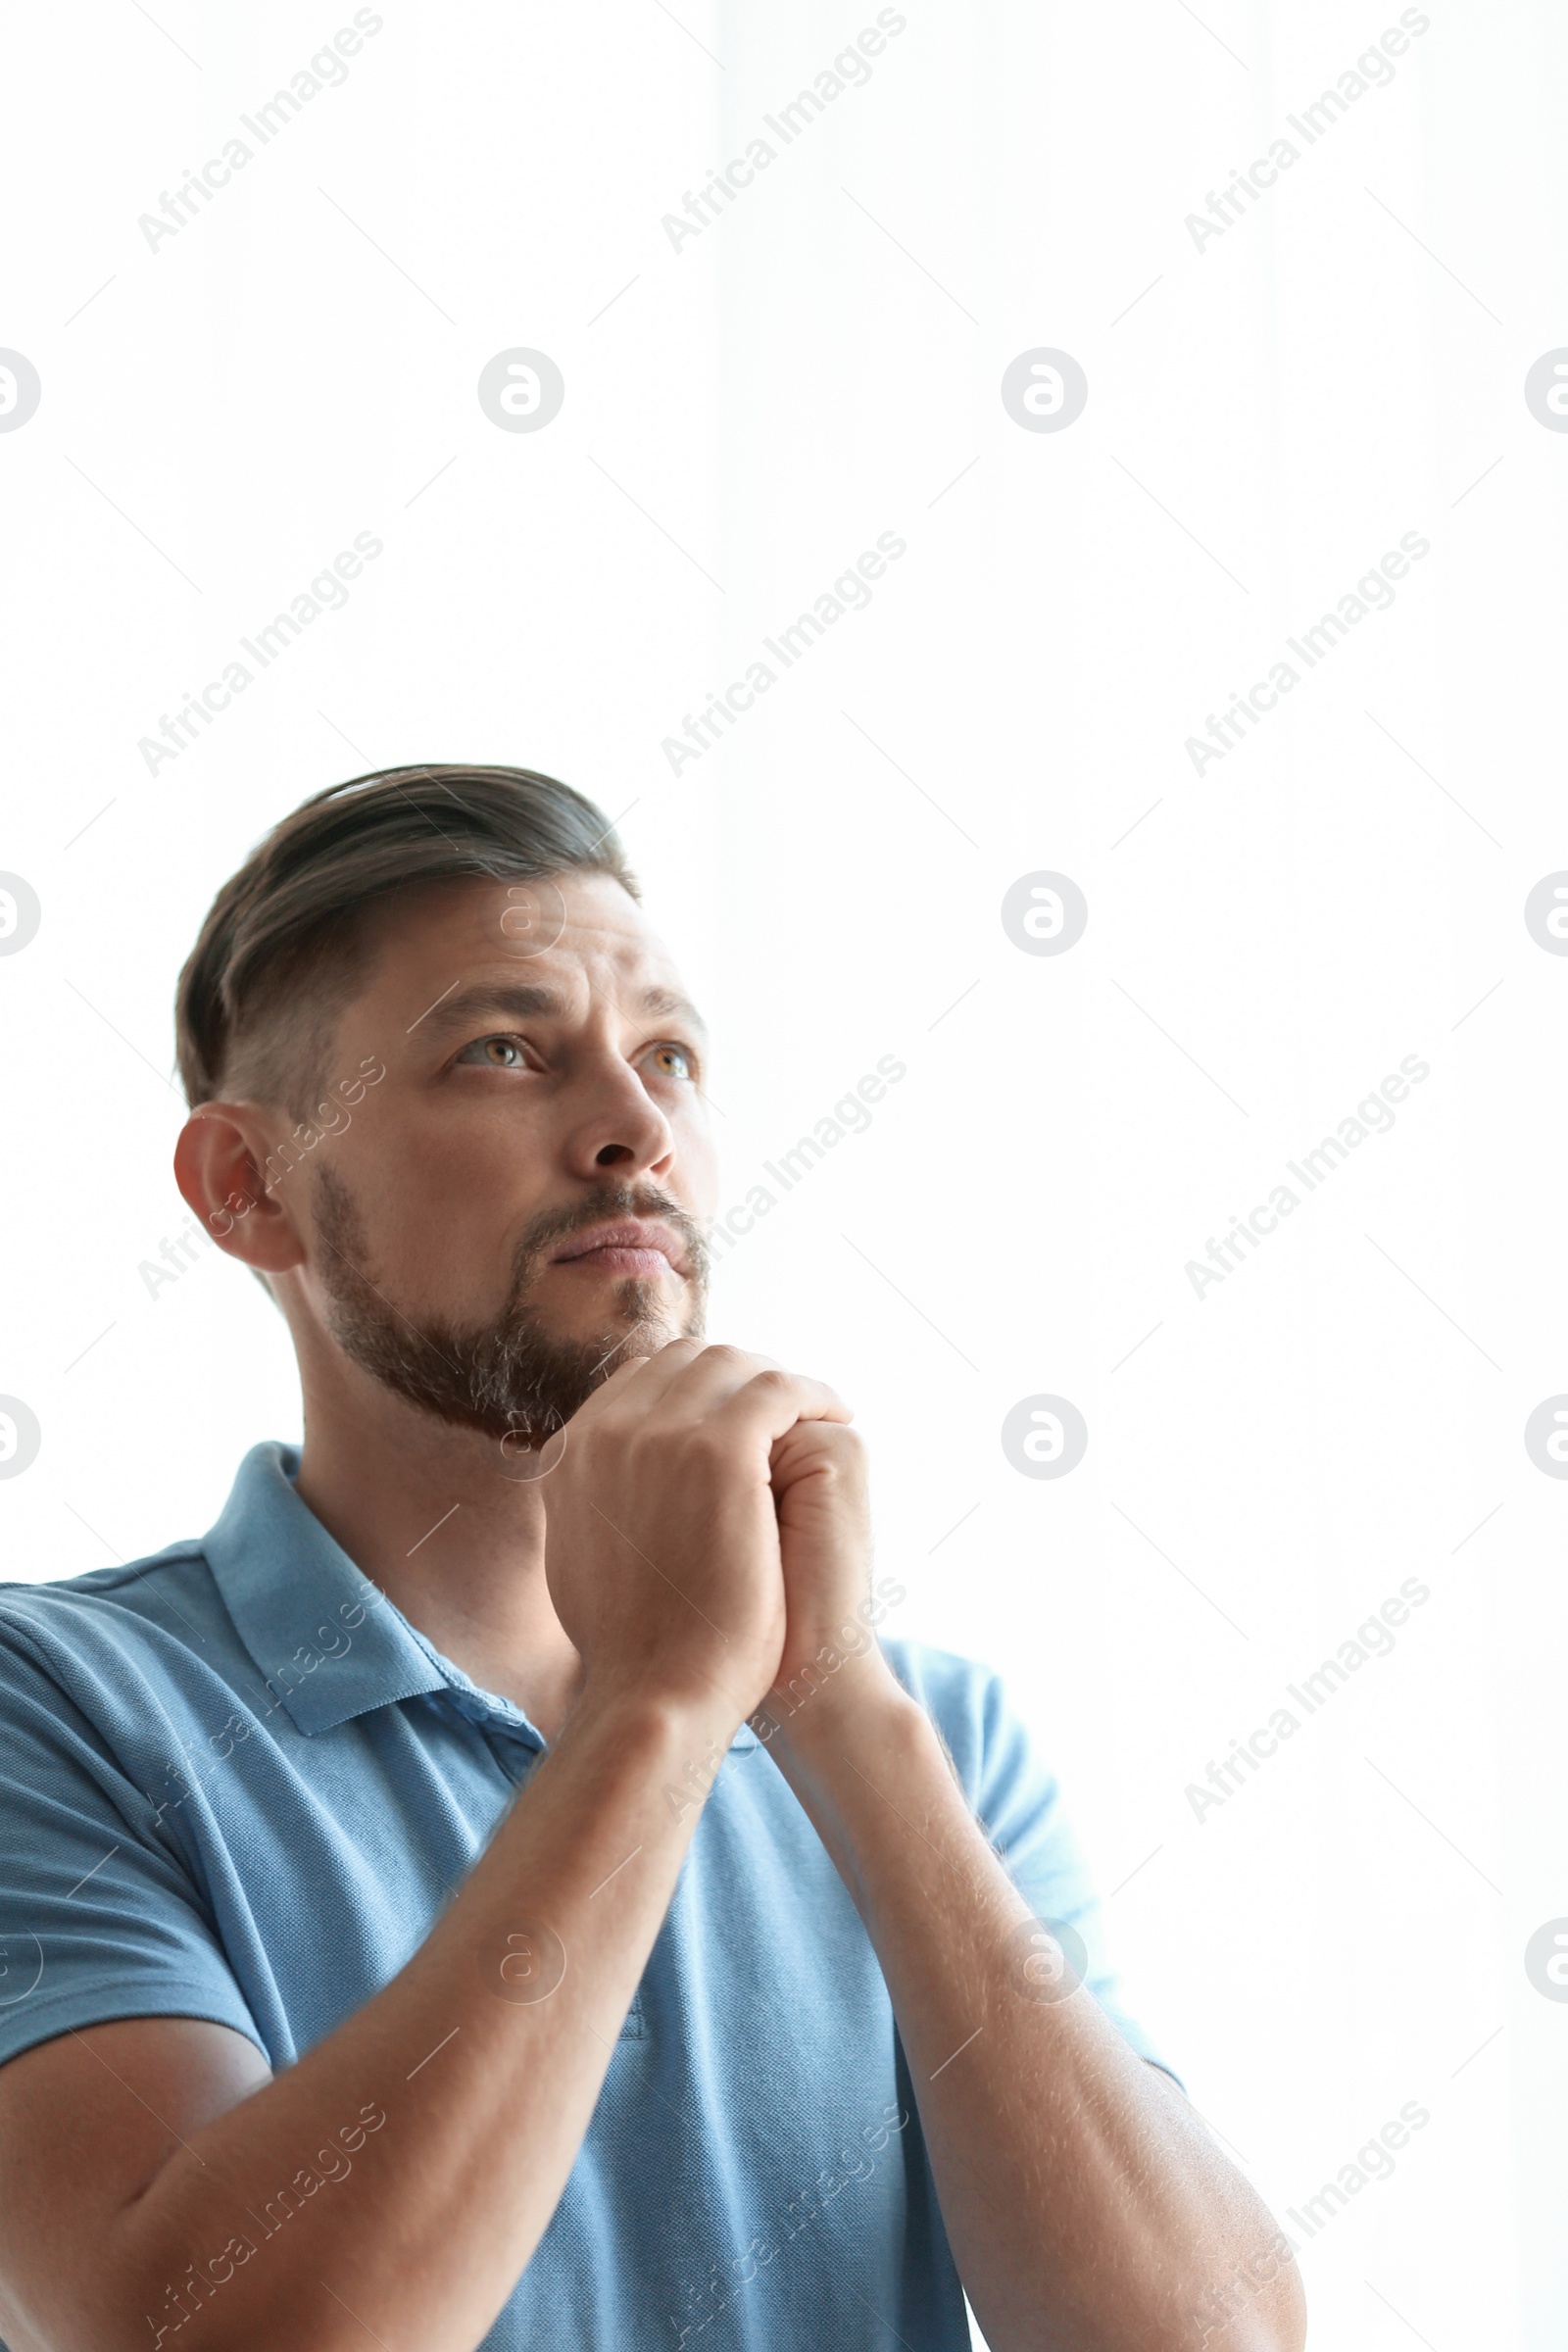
[309,1163,709,1446]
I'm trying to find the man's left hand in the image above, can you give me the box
[758,1418,908,1755]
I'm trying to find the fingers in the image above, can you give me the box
[574,1340,849,1445]
[706,1365,853,1447]
[768,1420,865,1478]
[621,1343,847,1437]
[565,1333,705,1423]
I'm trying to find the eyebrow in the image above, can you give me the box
[408,980,710,1043]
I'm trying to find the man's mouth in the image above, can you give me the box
[546,1219,688,1280]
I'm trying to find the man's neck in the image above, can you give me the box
[290,1372,583,1740]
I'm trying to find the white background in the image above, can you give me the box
[2,2,1565,2344]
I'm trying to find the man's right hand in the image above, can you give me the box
[542,1339,854,1732]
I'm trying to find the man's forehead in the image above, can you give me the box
[370,872,702,1034]
[369,870,657,965]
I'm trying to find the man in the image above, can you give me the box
[0,766,1303,2352]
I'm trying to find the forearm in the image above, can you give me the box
[98,1687,735,2352]
[771,1693,1304,2352]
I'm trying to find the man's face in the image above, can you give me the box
[283,870,716,1445]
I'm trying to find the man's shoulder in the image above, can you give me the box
[878,1632,1001,1706]
[0,1540,223,1689]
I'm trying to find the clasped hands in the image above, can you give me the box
[540,1338,912,1764]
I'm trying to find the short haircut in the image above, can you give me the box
[174,763,638,1118]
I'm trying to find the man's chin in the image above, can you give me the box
[311,1161,707,1447]
[551,1278,698,1377]
[495,1277,700,1412]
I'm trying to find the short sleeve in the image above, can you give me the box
[0,1626,267,2070]
[883,1640,1182,2088]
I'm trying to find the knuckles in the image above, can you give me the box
[672,1426,743,1475]
[558,1349,849,1492]
[778,1421,863,1466]
[694,1342,753,1375]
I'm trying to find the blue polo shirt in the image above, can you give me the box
[0,1443,1171,2349]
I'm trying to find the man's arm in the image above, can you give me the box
[0,1690,735,2352]
[0,1343,849,2352]
[757,1420,1306,2352]
[766,1690,1304,2352]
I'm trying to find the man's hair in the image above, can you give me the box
[174,764,637,1117]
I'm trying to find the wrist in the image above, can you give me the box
[752,1642,920,1766]
[758,1676,939,1901]
[564,1673,747,1762]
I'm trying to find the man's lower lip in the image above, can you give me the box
[552,1247,677,1276]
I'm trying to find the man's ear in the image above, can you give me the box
[172,1104,310,1278]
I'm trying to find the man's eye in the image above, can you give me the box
[458,1034,528,1069]
[646,1043,696,1081]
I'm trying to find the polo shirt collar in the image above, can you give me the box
[202,1441,540,1744]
